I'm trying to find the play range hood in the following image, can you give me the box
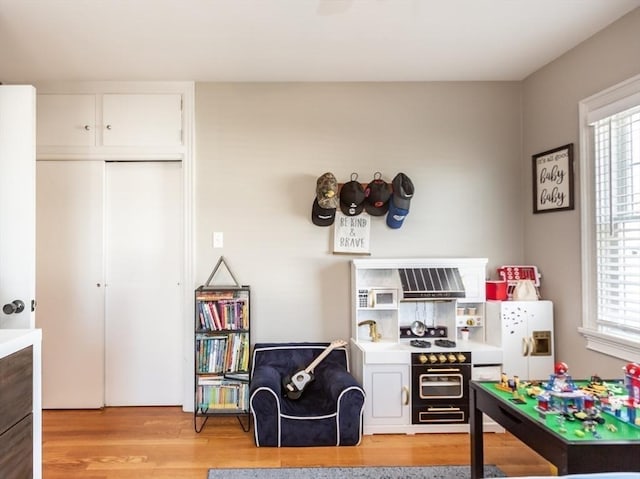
[398,267,466,300]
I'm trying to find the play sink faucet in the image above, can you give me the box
[358,320,382,342]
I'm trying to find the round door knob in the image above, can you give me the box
[438,354,447,363]
[448,354,457,363]
[3,300,25,315]
[418,354,428,364]
[429,354,438,363]
[84,125,91,131]
[106,124,112,130]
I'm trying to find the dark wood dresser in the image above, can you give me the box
[0,330,42,479]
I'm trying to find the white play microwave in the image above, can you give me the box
[358,288,398,309]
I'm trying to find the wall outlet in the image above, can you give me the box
[213,232,223,248]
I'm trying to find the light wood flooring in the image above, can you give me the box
[42,407,552,479]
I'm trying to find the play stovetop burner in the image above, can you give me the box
[409,339,431,348]
[434,339,457,348]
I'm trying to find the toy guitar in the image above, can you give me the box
[282,339,347,400]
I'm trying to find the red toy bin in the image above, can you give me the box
[486,280,508,300]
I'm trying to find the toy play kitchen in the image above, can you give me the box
[350,258,504,435]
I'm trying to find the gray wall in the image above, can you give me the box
[193,8,640,374]
[195,82,523,343]
[522,8,640,377]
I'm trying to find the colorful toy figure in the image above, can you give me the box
[548,361,577,393]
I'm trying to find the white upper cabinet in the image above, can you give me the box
[36,84,187,159]
[37,94,96,147]
[102,94,182,147]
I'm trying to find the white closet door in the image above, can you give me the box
[104,161,182,406]
[36,160,105,408]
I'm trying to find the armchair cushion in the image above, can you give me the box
[249,342,365,447]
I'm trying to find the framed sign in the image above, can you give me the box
[333,211,371,255]
[532,143,574,213]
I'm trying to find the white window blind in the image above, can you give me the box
[592,105,640,338]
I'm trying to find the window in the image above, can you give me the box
[579,74,640,362]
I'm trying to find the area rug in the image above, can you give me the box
[207,465,505,479]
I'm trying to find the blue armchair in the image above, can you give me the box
[249,342,365,447]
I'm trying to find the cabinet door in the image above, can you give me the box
[102,94,182,147]
[36,160,105,408]
[36,94,95,147]
[104,161,183,406]
[0,414,32,479]
[365,364,410,426]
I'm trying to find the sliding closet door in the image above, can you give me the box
[104,161,182,405]
[36,160,105,408]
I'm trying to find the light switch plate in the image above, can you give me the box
[213,232,223,248]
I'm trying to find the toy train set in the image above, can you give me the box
[496,361,640,438]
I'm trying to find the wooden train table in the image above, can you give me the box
[470,379,640,479]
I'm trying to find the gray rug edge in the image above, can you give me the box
[208,464,505,478]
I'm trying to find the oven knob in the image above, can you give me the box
[429,354,437,363]
[457,353,466,362]
[448,354,457,363]
[438,354,447,363]
[418,354,428,364]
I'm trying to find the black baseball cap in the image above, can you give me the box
[391,172,414,210]
[339,173,365,216]
[364,172,391,216]
[311,198,336,226]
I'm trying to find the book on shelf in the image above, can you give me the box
[197,297,248,331]
[197,380,249,411]
[196,291,235,301]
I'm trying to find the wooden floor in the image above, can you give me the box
[42,407,552,479]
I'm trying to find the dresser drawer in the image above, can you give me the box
[0,346,33,434]
[0,414,32,479]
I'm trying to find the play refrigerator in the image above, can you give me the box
[485,300,554,382]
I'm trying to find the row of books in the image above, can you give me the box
[196,379,249,411]
[197,298,248,331]
[196,332,249,374]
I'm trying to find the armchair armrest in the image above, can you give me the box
[249,365,284,447]
[250,365,282,395]
[315,366,365,446]
[315,367,362,403]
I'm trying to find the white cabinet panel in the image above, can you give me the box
[36,160,105,408]
[102,94,182,147]
[365,364,410,426]
[36,94,95,147]
[36,92,183,153]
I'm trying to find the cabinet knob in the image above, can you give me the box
[105,124,112,130]
[84,125,91,131]
[3,300,25,315]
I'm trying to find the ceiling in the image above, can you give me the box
[1,0,639,83]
